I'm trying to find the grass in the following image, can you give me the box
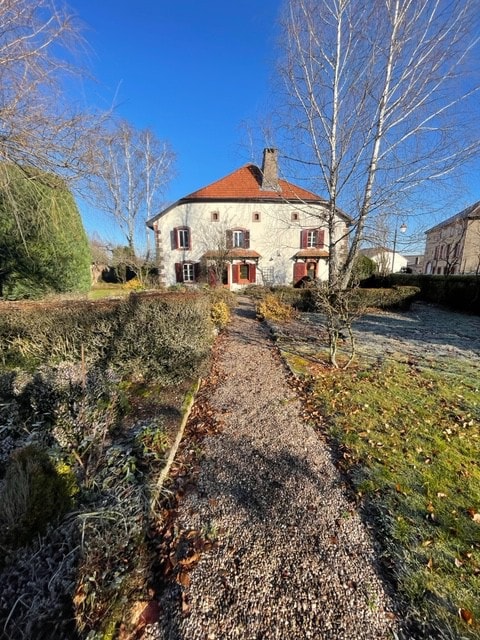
[88,283,130,300]
[285,352,480,638]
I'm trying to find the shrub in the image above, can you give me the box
[256,294,296,323]
[351,286,420,311]
[211,300,231,330]
[0,292,215,383]
[111,292,213,384]
[122,277,144,291]
[206,286,237,310]
[0,445,72,546]
[0,165,91,298]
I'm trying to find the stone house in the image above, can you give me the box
[146,149,351,289]
[424,202,480,275]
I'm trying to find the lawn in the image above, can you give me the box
[281,323,480,639]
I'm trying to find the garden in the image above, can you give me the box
[0,288,233,639]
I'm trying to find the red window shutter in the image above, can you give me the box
[293,261,307,284]
[317,229,325,249]
[300,229,308,249]
[244,230,250,249]
[249,264,256,284]
[175,263,183,283]
[226,230,233,250]
[232,264,240,283]
[194,262,200,281]
[173,227,179,249]
[187,227,192,250]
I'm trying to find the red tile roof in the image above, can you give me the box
[184,164,325,203]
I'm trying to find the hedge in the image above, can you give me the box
[0,291,214,385]
[362,274,480,314]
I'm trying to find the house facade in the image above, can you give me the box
[359,247,408,274]
[146,149,351,289]
[424,202,480,275]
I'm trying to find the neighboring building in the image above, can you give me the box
[404,254,424,274]
[424,202,480,275]
[359,247,408,275]
[146,149,351,289]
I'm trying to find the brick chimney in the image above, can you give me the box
[261,148,280,191]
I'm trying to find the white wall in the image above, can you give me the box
[153,200,347,287]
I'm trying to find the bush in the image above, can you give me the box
[0,165,91,298]
[0,292,215,384]
[351,285,420,311]
[363,274,480,314]
[256,294,296,323]
[211,300,231,330]
[206,286,237,310]
[111,292,213,384]
[0,445,72,546]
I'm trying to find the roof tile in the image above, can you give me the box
[184,164,325,202]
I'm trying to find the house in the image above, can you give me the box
[404,254,424,274]
[359,247,408,275]
[146,149,351,289]
[424,202,480,275]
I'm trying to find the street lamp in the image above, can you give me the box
[392,222,407,273]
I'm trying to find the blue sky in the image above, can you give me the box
[69,0,282,241]
[69,0,479,252]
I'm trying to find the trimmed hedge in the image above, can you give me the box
[362,274,480,314]
[350,286,420,311]
[0,291,214,384]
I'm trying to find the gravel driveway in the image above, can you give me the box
[153,297,399,640]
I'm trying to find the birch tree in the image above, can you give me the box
[87,120,175,272]
[280,0,479,364]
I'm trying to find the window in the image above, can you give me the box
[291,212,299,222]
[300,228,324,249]
[183,263,195,282]
[226,229,250,249]
[233,230,243,247]
[211,211,219,222]
[307,230,317,248]
[232,262,256,284]
[252,212,261,222]
[175,261,198,283]
[174,227,191,250]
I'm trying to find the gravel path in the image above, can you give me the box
[154,297,399,640]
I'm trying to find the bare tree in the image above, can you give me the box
[86,120,175,274]
[0,0,100,179]
[279,0,480,365]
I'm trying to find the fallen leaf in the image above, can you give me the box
[459,608,473,625]
[454,557,463,568]
[426,557,433,571]
[179,552,200,568]
[437,492,447,498]
[422,539,433,547]
[176,572,191,588]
